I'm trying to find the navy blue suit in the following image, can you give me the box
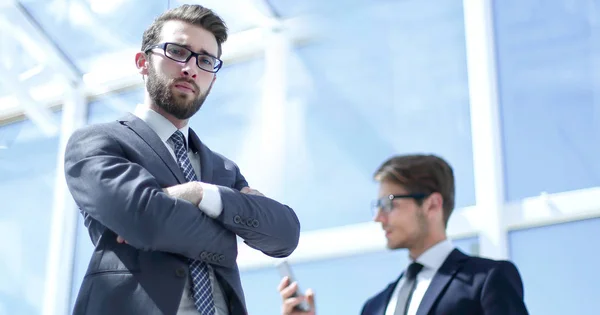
[361,249,529,315]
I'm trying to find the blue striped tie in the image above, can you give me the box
[170,130,215,315]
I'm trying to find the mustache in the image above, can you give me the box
[172,78,199,93]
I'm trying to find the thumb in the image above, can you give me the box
[240,186,251,193]
[306,288,316,308]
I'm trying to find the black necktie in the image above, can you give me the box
[394,262,424,315]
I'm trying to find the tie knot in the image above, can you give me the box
[170,130,186,147]
[405,262,423,280]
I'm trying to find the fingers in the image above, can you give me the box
[116,236,128,244]
[279,278,299,299]
[279,278,315,315]
[278,276,291,292]
[306,288,316,308]
[250,190,265,197]
[241,186,265,197]
[282,296,306,315]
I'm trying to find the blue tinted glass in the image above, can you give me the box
[494,0,600,200]
[0,112,62,315]
[509,218,600,315]
[241,237,479,314]
[87,88,141,124]
[19,0,168,72]
[192,0,474,231]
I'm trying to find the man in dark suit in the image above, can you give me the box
[64,4,301,315]
[278,154,528,315]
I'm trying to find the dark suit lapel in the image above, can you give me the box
[368,281,398,315]
[188,128,214,183]
[119,113,186,184]
[416,249,469,315]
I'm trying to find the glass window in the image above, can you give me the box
[0,113,62,315]
[87,89,142,124]
[508,218,600,315]
[192,0,475,231]
[19,0,168,72]
[241,237,479,315]
[494,0,600,200]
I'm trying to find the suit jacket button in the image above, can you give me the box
[252,219,259,228]
[234,215,242,224]
[175,267,186,278]
[218,255,224,263]
[246,218,254,227]
[200,252,207,259]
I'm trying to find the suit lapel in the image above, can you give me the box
[416,249,469,315]
[370,281,398,315]
[119,113,186,184]
[188,128,214,183]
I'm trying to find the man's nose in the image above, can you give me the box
[181,57,198,79]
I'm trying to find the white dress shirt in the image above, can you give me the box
[385,239,455,315]
[133,105,229,315]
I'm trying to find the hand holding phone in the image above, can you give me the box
[276,260,313,313]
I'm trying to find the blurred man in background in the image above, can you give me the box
[64,4,300,315]
[279,154,528,315]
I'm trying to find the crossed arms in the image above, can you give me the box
[64,126,301,268]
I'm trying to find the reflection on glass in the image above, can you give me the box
[0,112,62,315]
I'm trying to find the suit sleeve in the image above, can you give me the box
[215,185,301,258]
[481,261,529,315]
[64,127,237,268]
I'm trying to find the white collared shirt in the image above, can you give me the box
[132,105,229,315]
[385,239,455,315]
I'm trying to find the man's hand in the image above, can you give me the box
[116,182,204,244]
[241,186,265,197]
[278,276,316,315]
[116,236,128,244]
[163,181,204,205]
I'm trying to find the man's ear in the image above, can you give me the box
[425,192,444,215]
[135,52,149,75]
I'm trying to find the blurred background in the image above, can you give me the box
[0,0,599,314]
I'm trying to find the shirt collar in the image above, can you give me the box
[413,239,455,271]
[133,104,190,149]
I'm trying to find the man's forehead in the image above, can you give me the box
[379,181,408,194]
[159,20,218,55]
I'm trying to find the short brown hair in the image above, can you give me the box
[374,154,455,226]
[141,4,228,57]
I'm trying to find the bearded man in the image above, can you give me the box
[63,4,301,315]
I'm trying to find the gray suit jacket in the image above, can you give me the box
[64,113,301,315]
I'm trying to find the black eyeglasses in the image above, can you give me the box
[371,193,429,215]
[145,42,223,73]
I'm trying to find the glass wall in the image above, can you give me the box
[494,0,600,201]
[193,0,475,232]
[0,112,62,315]
[509,218,600,315]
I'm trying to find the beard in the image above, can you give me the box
[146,65,210,120]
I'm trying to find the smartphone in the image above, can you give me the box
[276,260,311,312]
